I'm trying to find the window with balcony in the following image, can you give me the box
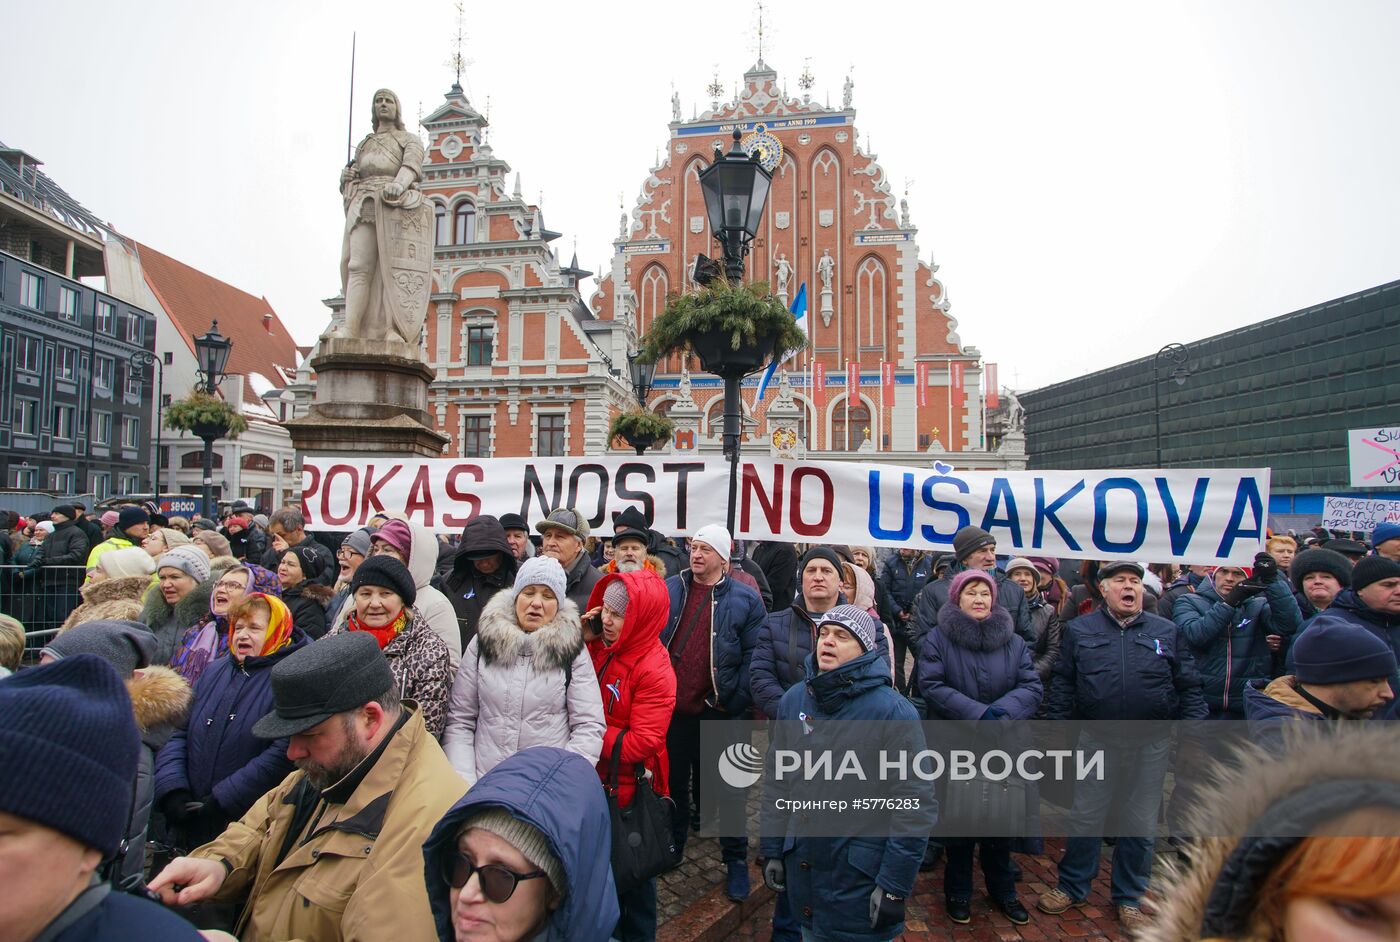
[463,414,491,457]
[466,325,493,365]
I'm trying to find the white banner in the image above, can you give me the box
[300,456,1271,566]
[1323,495,1400,530]
[1349,427,1400,488]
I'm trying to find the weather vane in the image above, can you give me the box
[798,58,815,92]
[706,68,724,101]
[756,1,766,61]
[446,2,473,86]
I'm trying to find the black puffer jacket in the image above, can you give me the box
[1047,607,1208,722]
[439,515,518,649]
[44,519,91,570]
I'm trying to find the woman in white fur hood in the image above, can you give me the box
[440,555,605,786]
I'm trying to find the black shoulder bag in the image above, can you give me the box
[606,731,679,892]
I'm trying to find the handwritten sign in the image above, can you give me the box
[1349,427,1400,487]
[1323,496,1400,530]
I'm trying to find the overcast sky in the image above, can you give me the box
[7,0,1399,390]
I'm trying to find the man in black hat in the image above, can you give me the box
[41,504,90,620]
[497,511,534,563]
[84,506,149,579]
[607,506,664,576]
[1322,537,1369,564]
[149,633,465,941]
[70,501,104,550]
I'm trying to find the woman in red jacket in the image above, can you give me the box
[585,568,678,942]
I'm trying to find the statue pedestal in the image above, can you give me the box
[284,338,448,457]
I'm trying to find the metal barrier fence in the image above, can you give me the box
[0,564,89,660]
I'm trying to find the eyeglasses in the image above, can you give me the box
[441,852,547,903]
[214,578,248,591]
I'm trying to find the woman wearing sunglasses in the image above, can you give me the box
[424,747,620,942]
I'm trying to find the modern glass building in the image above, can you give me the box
[1021,278,1400,528]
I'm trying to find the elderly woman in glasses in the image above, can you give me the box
[423,747,619,942]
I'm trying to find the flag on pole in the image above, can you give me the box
[847,361,860,397]
[814,362,827,407]
[986,362,999,409]
[756,284,808,402]
[880,361,895,407]
[916,361,929,408]
[950,361,965,410]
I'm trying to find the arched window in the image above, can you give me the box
[433,203,448,245]
[241,452,275,472]
[453,203,476,244]
[856,257,887,349]
[181,450,224,469]
[832,400,872,452]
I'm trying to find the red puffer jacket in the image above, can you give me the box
[587,568,677,807]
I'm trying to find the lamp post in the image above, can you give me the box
[129,351,164,497]
[697,129,774,536]
[629,355,657,407]
[1153,342,1190,468]
[193,320,233,519]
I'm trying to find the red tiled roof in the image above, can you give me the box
[134,241,299,406]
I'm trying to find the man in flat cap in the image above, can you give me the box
[150,632,465,940]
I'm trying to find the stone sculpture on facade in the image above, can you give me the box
[773,252,791,303]
[330,88,434,346]
[817,248,836,325]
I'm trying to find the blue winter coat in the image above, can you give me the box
[909,569,1034,696]
[752,593,890,719]
[1173,575,1302,716]
[761,651,931,942]
[46,884,202,941]
[661,571,766,716]
[153,630,309,820]
[918,606,1042,722]
[1048,608,1209,722]
[423,747,619,942]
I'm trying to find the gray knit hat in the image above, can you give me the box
[157,545,211,583]
[43,620,157,678]
[514,556,568,603]
[461,807,566,897]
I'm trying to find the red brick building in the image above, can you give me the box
[589,60,1022,467]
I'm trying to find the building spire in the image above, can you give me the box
[447,2,472,89]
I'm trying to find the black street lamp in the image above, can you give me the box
[1153,342,1190,468]
[697,129,774,537]
[629,355,657,406]
[129,351,164,497]
[193,320,233,519]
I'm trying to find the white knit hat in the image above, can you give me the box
[691,524,732,562]
[513,556,567,603]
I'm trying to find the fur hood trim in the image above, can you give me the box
[936,602,1015,651]
[292,581,337,605]
[59,576,152,633]
[1140,725,1400,942]
[475,589,583,675]
[141,570,219,631]
[127,665,191,732]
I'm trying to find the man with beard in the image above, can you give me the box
[606,507,667,576]
[149,633,464,941]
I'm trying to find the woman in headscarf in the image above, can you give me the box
[327,555,454,737]
[441,556,605,786]
[168,562,280,684]
[156,593,308,851]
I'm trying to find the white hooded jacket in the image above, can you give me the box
[440,590,605,787]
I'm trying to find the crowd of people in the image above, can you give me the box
[2,497,1400,942]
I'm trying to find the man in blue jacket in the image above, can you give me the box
[660,524,766,900]
[1289,556,1400,712]
[752,546,850,721]
[1172,552,1303,717]
[761,606,930,942]
[1040,561,1207,932]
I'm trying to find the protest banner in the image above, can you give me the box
[301,455,1270,566]
[1349,427,1400,487]
[1323,495,1400,529]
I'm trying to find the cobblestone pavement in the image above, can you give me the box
[661,837,1172,941]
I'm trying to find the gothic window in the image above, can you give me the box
[832,399,872,452]
[434,203,449,245]
[639,265,667,339]
[812,149,839,178]
[466,325,493,365]
[463,414,491,457]
[856,257,887,349]
[453,203,476,244]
